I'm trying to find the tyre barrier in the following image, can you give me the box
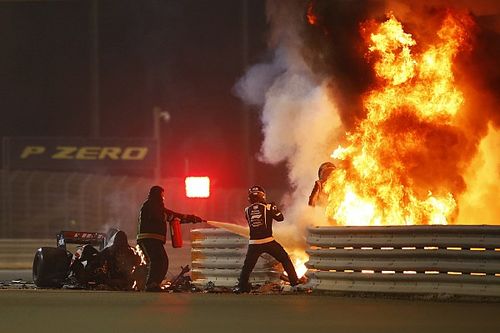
[305,225,500,297]
[191,228,282,288]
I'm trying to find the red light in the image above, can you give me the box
[185,176,210,198]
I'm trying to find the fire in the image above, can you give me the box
[133,244,146,266]
[290,250,308,279]
[324,12,474,225]
[131,244,147,290]
[368,14,416,86]
[306,1,318,26]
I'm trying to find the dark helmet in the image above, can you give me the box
[248,185,266,203]
[148,185,164,199]
[109,230,128,250]
[318,162,336,179]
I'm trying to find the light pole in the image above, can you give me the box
[153,107,171,182]
[241,0,254,185]
[89,0,100,138]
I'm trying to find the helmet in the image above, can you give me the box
[318,162,336,179]
[248,185,266,203]
[109,230,128,250]
[148,185,164,199]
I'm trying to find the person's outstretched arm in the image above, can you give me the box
[165,209,204,224]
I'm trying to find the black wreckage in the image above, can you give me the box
[33,229,149,290]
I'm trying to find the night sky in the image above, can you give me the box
[0,0,287,188]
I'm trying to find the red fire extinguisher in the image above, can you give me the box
[170,217,183,248]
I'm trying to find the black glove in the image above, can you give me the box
[186,214,204,224]
[269,202,278,211]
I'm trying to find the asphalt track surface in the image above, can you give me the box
[1,289,500,333]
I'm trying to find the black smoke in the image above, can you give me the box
[299,0,385,129]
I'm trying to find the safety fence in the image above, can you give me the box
[191,228,281,288]
[0,170,251,239]
[305,225,500,297]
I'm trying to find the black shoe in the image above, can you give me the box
[145,283,162,292]
[233,284,251,294]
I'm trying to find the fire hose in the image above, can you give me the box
[206,220,249,238]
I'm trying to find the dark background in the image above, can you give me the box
[0,0,287,188]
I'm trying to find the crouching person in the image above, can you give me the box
[98,231,140,290]
[69,231,139,290]
[137,185,204,292]
[235,185,300,293]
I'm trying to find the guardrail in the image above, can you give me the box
[306,225,500,297]
[191,228,281,288]
[0,239,54,269]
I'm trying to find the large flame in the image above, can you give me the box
[324,12,474,225]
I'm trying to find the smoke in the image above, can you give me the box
[235,0,343,246]
[300,0,385,129]
[235,0,500,242]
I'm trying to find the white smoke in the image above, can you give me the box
[234,1,344,247]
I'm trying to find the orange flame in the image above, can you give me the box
[325,12,474,225]
[133,244,147,266]
[131,244,147,290]
[290,250,308,278]
[306,1,318,26]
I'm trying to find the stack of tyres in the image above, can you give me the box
[191,228,281,288]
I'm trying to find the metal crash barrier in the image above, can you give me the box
[306,225,500,297]
[191,228,281,288]
[0,239,54,269]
